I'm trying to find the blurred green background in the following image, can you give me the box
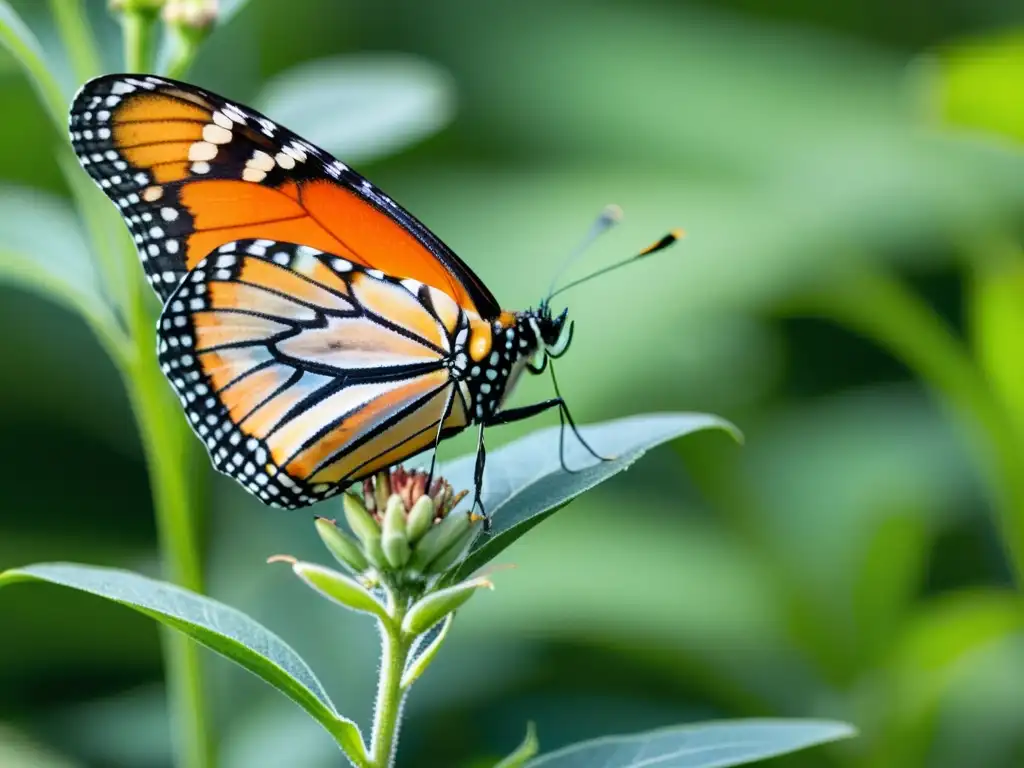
[3,0,1024,766]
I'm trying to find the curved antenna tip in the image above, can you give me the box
[601,204,624,223]
[671,227,686,240]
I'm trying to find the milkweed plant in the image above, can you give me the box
[0,1,855,766]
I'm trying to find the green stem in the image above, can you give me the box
[800,268,1024,588]
[48,0,101,82]
[125,301,212,768]
[371,593,412,767]
[118,11,212,768]
[164,26,202,80]
[121,9,158,73]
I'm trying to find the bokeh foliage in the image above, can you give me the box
[1,0,1023,766]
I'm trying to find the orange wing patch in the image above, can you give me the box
[290,371,449,481]
[277,315,441,370]
[71,74,501,316]
[192,311,291,352]
[237,255,351,314]
[350,272,447,352]
[220,364,294,423]
[156,239,472,509]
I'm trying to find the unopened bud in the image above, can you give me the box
[401,577,492,636]
[292,562,388,621]
[422,517,479,575]
[343,492,386,569]
[381,495,411,569]
[406,495,435,543]
[409,509,471,573]
[314,517,368,573]
[162,0,217,29]
[374,470,391,512]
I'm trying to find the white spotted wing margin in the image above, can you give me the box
[69,73,501,314]
[156,238,472,510]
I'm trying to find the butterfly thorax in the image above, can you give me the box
[455,312,535,423]
[456,305,568,424]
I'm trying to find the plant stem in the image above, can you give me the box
[126,304,212,768]
[118,11,212,768]
[164,27,200,80]
[801,268,1024,588]
[48,0,101,82]
[121,9,158,73]
[371,592,412,767]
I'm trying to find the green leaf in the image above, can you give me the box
[220,0,257,25]
[0,722,77,768]
[0,0,68,129]
[523,720,855,768]
[0,185,123,353]
[968,240,1024,438]
[0,563,368,764]
[923,29,1024,144]
[872,589,1024,766]
[495,722,539,768]
[443,413,739,583]
[400,613,453,690]
[257,53,454,164]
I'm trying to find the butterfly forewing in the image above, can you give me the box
[69,74,500,318]
[157,239,470,507]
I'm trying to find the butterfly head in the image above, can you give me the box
[522,302,573,375]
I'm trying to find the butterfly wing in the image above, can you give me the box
[159,239,471,508]
[69,74,500,318]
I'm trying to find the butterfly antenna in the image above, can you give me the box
[548,227,685,302]
[545,204,624,303]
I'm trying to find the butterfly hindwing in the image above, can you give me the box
[157,239,470,508]
[69,74,500,318]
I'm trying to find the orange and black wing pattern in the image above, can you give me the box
[158,239,472,508]
[69,74,499,318]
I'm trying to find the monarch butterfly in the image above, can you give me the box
[69,74,679,514]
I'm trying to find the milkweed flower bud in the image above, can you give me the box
[421,517,480,576]
[162,0,217,29]
[292,562,388,621]
[402,577,493,636]
[406,495,435,543]
[314,517,369,574]
[408,509,473,573]
[343,492,385,569]
[381,495,411,568]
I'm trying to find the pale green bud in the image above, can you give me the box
[343,492,386,569]
[373,470,391,513]
[408,509,471,572]
[293,562,388,621]
[162,0,217,29]
[405,495,435,543]
[381,494,411,569]
[401,577,492,636]
[422,517,479,575]
[314,517,368,573]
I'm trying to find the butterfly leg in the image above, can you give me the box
[425,385,458,491]
[489,398,611,473]
[472,423,490,529]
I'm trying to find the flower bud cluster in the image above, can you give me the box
[162,0,218,30]
[272,467,490,640]
[321,468,477,582]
